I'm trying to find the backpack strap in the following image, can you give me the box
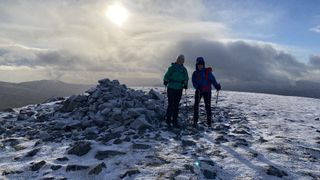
[205,67,212,81]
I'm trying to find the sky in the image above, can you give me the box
[0,0,320,87]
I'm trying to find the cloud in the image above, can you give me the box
[164,39,316,87]
[309,55,320,67]
[0,0,319,89]
[310,25,320,33]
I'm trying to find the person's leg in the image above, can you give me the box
[166,88,174,126]
[172,89,183,127]
[193,89,202,125]
[203,91,212,126]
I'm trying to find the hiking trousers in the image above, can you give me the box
[193,89,212,126]
[166,88,183,126]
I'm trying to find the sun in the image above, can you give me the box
[106,4,128,26]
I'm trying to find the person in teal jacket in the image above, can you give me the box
[163,54,189,128]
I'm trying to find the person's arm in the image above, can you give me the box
[208,72,221,90]
[163,67,172,85]
[192,71,199,89]
[183,68,189,89]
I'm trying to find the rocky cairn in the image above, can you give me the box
[59,78,165,133]
[0,79,167,178]
[0,79,166,142]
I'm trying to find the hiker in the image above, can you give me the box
[192,57,221,128]
[163,54,189,128]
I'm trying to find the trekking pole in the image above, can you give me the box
[161,85,167,127]
[214,90,219,120]
[164,85,167,109]
[215,90,219,105]
[184,89,188,124]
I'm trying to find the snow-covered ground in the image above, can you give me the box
[0,84,319,180]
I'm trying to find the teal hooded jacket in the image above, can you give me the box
[164,63,189,90]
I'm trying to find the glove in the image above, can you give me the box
[163,81,168,86]
[183,84,188,89]
[216,83,221,91]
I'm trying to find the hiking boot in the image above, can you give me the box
[192,122,198,129]
[207,120,212,127]
[165,117,172,127]
[173,122,180,128]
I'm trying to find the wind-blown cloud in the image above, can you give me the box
[310,25,320,33]
[309,55,320,67]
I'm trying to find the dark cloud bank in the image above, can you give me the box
[169,39,320,99]
[1,40,320,99]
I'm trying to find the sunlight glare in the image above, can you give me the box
[106,4,128,26]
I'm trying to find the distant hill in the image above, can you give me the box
[222,80,320,99]
[0,80,92,110]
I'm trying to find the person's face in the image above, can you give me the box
[177,59,184,65]
[197,64,204,70]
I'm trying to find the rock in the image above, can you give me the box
[30,160,46,171]
[233,138,249,147]
[17,114,27,121]
[122,100,134,109]
[265,165,288,178]
[215,135,229,144]
[2,108,15,112]
[3,114,15,119]
[19,109,35,116]
[145,100,156,110]
[127,108,141,118]
[26,148,41,157]
[56,157,69,161]
[66,165,89,171]
[184,164,195,173]
[101,107,111,116]
[44,96,65,103]
[200,159,215,166]
[130,116,152,131]
[232,128,250,135]
[42,177,55,180]
[3,138,20,147]
[315,118,320,121]
[39,131,54,142]
[148,89,163,100]
[132,143,151,150]
[212,124,230,131]
[182,140,196,147]
[88,162,106,175]
[258,136,268,143]
[60,95,84,112]
[202,169,216,179]
[13,144,27,151]
[113,139,123,144]
[51,165,62,170]
[67,141,91,156]
[98,78,111,86]
[102,132,122,143]
[2,170,23,175]
[120,168,141,178]
[95,150,126,160]
[85,131,98,140]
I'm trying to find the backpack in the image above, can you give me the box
[197,67,212,81]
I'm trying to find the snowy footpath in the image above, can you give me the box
[0,80,319,180]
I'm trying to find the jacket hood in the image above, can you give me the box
[195,57,205,71]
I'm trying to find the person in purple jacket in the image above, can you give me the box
[192,57,221,128]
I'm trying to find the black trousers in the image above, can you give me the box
[193,89,212,125]
[166,88,183,125]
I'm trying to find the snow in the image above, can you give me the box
[0,88,320,179]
